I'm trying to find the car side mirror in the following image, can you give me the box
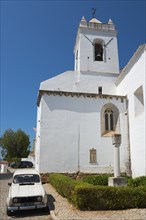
[8,183,12,186]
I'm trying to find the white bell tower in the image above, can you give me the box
[74,16,119,74]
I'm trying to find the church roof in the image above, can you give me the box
[40,71,76,92]
[37,89,126,107]
[40,70,118,94]
[89,18,102,23]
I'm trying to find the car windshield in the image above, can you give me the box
[13,174,40,184]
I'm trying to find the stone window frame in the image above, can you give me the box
[101,103,120,136]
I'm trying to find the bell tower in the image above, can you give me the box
[74,16,119,74]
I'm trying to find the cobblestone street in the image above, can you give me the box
[0,174,51,220]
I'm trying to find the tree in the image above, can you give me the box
[0,129,30,162]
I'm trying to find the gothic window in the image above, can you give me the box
[101,104,119,136]
[104,109,114,131]
[94,43,103,61]
[90,148,97,164]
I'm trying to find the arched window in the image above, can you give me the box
[95,43,103,61]
[101,104,119,136]
[104,109,114,131]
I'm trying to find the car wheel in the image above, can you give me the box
[43,205,49,214]
[6,208,13,216]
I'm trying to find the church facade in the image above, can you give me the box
[35,16,146,177]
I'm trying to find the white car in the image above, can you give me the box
[6,169,48,216]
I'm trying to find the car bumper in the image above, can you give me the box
[7,204,47,211]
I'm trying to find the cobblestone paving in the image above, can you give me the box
[0,175,51,220]
[44,183,146,220]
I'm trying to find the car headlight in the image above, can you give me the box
[37,196,42,202]
[12,198,19,203]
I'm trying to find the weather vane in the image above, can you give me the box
[92,8,96,18]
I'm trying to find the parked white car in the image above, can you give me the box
[6,169,48,216]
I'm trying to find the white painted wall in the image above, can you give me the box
[74,19,119,74]
[35,93,127,174]
[117,48,146,177]
[79,31,119,74]
[35,14,145,178]
[35,104,42,171]
[40,71,118,95]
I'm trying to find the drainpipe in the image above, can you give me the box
[78,124,80,173]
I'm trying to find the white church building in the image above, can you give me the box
[35,16,146,177]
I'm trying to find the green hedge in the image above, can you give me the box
[128,176,146,187]
[49,173,76,201]
[49,173,90,202]
[81,174,112,186]
[81,174,133,186]
[74,185,146,210]
[49,173,146,210]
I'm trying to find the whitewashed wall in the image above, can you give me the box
[35,104,42,171]
[79,31,119,74]
[40,71,118,95]
[35,93,127,174]
[117,49,146,177]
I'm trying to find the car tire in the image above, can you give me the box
[6,208,13,216]
[43,205,49,214]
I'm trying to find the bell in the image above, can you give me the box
[97,53,101,57]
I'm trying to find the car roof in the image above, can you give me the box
[13,169,40,176]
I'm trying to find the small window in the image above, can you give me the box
[98,86,102,94]
[95,43,103,61]
[90,148,97,164]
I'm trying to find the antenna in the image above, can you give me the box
[92,8,96,18]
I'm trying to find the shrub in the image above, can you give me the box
[128,176,146,187]
[81,174,112,186]
[49,173,146,210]
[74,185,146,210]
[82,174,133,186]
[49,173,76,201]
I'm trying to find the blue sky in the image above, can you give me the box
[0,0,146,149]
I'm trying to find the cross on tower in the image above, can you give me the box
[92,8,96,18]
